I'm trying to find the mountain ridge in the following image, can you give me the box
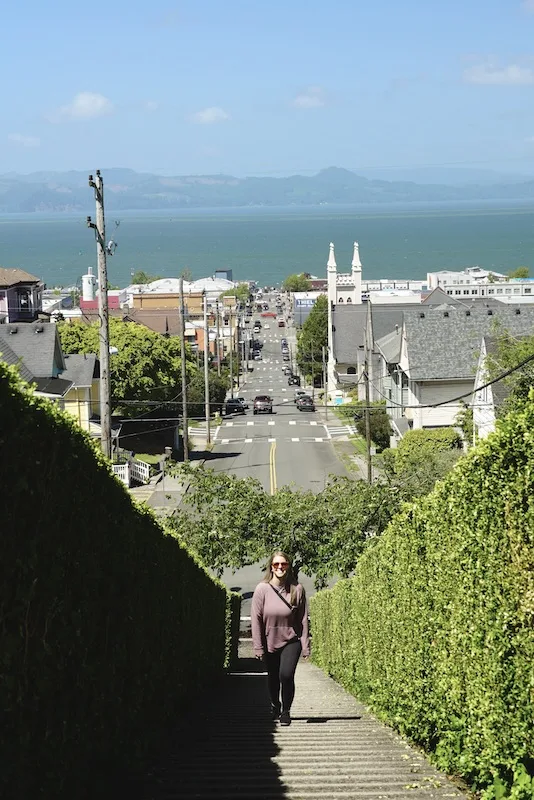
[1,166,534,213]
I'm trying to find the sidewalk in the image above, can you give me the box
[123,640,469,800]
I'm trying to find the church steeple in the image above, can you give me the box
[327,241,337,269]
[351,241,362,270]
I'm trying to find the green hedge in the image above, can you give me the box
[0,362,240,798]
[311,398,534,799]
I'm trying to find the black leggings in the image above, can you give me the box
[264,639,302,712]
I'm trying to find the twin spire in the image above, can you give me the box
[327,241,362,271]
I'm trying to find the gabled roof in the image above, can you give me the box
[0,330,73,396]
[0,267,41,288]
[375,327,402,364]
[0,337,35,382]
[61,353,99,387]
[404,306,534,381]
[371,303,421,343]
[0,322,65,377]
[332,305,367,363]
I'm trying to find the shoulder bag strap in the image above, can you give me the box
[269,583,295,611]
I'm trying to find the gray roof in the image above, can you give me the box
[33,376,73,397]
[375,327,402,364]
[371,303,421,343]
[61,353,99,387]
[404,306,534,381]
[0,322,65,377]
[332,305,367,362]
[0,337,35,382]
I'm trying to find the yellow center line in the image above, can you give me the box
[269,440,277,495]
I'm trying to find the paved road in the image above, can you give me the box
[210,299,350,615]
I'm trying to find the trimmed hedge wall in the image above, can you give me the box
[0,363,240,798]
[311,399,534,799]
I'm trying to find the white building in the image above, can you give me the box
[427,268,534,302]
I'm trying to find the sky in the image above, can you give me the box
[4,0,534,177]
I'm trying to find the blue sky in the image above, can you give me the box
[4,0,534,177]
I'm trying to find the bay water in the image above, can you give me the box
[0,202,533,288]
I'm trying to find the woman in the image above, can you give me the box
[251,551,310,726]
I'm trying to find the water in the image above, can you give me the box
[1,202,533,288]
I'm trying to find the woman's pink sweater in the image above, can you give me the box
[251,582,310,657]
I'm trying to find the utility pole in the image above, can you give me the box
[87,171,111,460]
[216,299,221,377]
[179,276,189,461]
[203,292,211,445]
[364,356,372,484]
[311,342,315,401]
[229,308,234,398]
[322,345,328,420]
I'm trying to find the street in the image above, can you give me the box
[212,298,351,610]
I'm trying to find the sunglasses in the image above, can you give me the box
[272,561,289,569]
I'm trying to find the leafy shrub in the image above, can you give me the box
[311,398,534,798]
[0,362,240,798]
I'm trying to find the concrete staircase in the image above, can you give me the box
[127,640,468,800]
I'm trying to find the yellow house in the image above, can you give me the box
[60,353,100,431]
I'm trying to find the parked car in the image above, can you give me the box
[253,352,262,360]
[225,398,246,415]
[282,366,292,375]
[297,395,315,412]
[236,397,249,409]
[253,395,273,414]
[278,319,285,327]
[283,354,290,361]
[288,375,301,386]
[294,390,307,403]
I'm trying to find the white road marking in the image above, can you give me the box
[226,422,233,427]
[310,421,317,426]
[245,438,252,443]
[222,438,230,444]
[283,398,289,402]
[291,437,300,442]
[315,437,324,442]
[289,420,296,425]
[268,437,276,442]
[247,421,254,426]
[268,420,275,425]
[281,388,287,392]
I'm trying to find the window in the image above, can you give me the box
[455,290,461,295]
[346,297,352,303]
[447,290,452,295]
[338,297,344,303]
[347,366,356,375]
[513,288,520,294]
[525,288,531,294]
[505,288,511,294]
[497,288,503,294]
[463,290,470,295]
[488,288,495,294]
[471,289,478,295]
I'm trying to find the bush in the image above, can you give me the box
[311,399,534,798]
[0,362,240,798]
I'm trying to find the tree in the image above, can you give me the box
[296,294,328,381]
[166,465,400,588]
[187,370,229,419]
[282,274,312,293]
[508,266,529,279]
[131,270,162,285]
[219,284,250,305]
[353,402,391,451]
[485,329,534,416]
[382,428,463,500]
[180,267,193,282]
[57,318,196,414]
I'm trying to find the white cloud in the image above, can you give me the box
[8,133,40,148]
[189,106,230,124]
[144,100,159,112]
[292,86,327,109]
[522,0,534,13]
[49,92,114,122]
[464,62,534,85]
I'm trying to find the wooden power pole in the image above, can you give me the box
[203,292,211,444]
[179,276,189,461]
[87,171,111,460]
[364,357,372,484]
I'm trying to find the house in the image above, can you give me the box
[472,336,518,441]
[0,267,44,324]
[395,305,534,436]
[0,322,99,432]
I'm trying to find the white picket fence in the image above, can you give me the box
[113,458,151,488]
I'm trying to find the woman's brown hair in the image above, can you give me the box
[263,550,299,607]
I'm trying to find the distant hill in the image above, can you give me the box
[1,166,534,213]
